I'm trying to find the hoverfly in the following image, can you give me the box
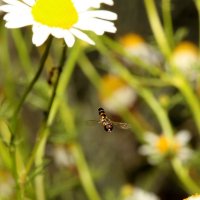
[87,107,130,133]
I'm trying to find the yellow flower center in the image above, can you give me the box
[31,0,79,29]
[119,33,145,48]
[155,136,170,154]
[155,135,181,155]
[99,74,127,100]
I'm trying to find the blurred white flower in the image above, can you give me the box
[170,42,200,81]
[99,74,137,114]
[52,145,75,169]
[0,170,15,199]
[121,184,160,200]
[139,130,193,164]
[183,194,200,200]
[119,33,163,67]
[0,0,117,47]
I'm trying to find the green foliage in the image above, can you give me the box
[0,0,200,200]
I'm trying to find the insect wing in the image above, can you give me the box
[112,121,130,130]
[86,120,100,126]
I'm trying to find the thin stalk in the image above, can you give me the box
[34,44,67,200]
[78,53,101,89]
[11,29,33,75]
[70,143,102,200]
[45,45,67,124]
[0,29,15,101]
[170,74,200,133]
[194,0,200,48]
[13,36,53,119]
[59,101,102,200]
[172,158,200,193]
[46,42,81,126]
[161,0,174,48]
[144,0,171,58]
[11,38,53,193]
[34,127,49,200]
[119,109,146,142]
[25,42,80,200]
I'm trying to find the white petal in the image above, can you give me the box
[3,12,33,28]
[5,20,31,28]
[22,0,35,6]
[32,25,50,46]
[0,3,31,12]
[144,132,159,143]
[4,10,33,21]
[63,31,75,47]
[72,0,113,12]
[138,145,155,155]
[81,10,117,20]
[70,28,94,45]
[2,0,30,7]
[175,130,191,145]
[50,28,66,38]
[75,18,116,34]
[178,148,193,161]
[0,5,19,12]
[72,0,92,12]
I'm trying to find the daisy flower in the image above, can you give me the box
[139,130,192,164]
[0,0,117,47]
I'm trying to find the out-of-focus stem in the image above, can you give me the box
[144,0,171,58]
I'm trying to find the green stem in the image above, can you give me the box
[13,36,53,119]
[161,0,174,48]
[25,42,80,200]
[170,75,200,133]
[34,44,67,200]
[11,29,33,76]
[140,89,173,138]
[34,127,49,200]
[71,143,101,200]
[59,101,102,200]
[0,29,15,101]
[119,109,146,142]
[45,44,67,124]
[78,53,101,89]
[172,158,200,193]
[144,0,171,58]
[194,0,200,48]
[46,42,81,126]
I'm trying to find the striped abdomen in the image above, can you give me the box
[98,107,113,133]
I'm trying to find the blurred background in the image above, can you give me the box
[0,0,200,200]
